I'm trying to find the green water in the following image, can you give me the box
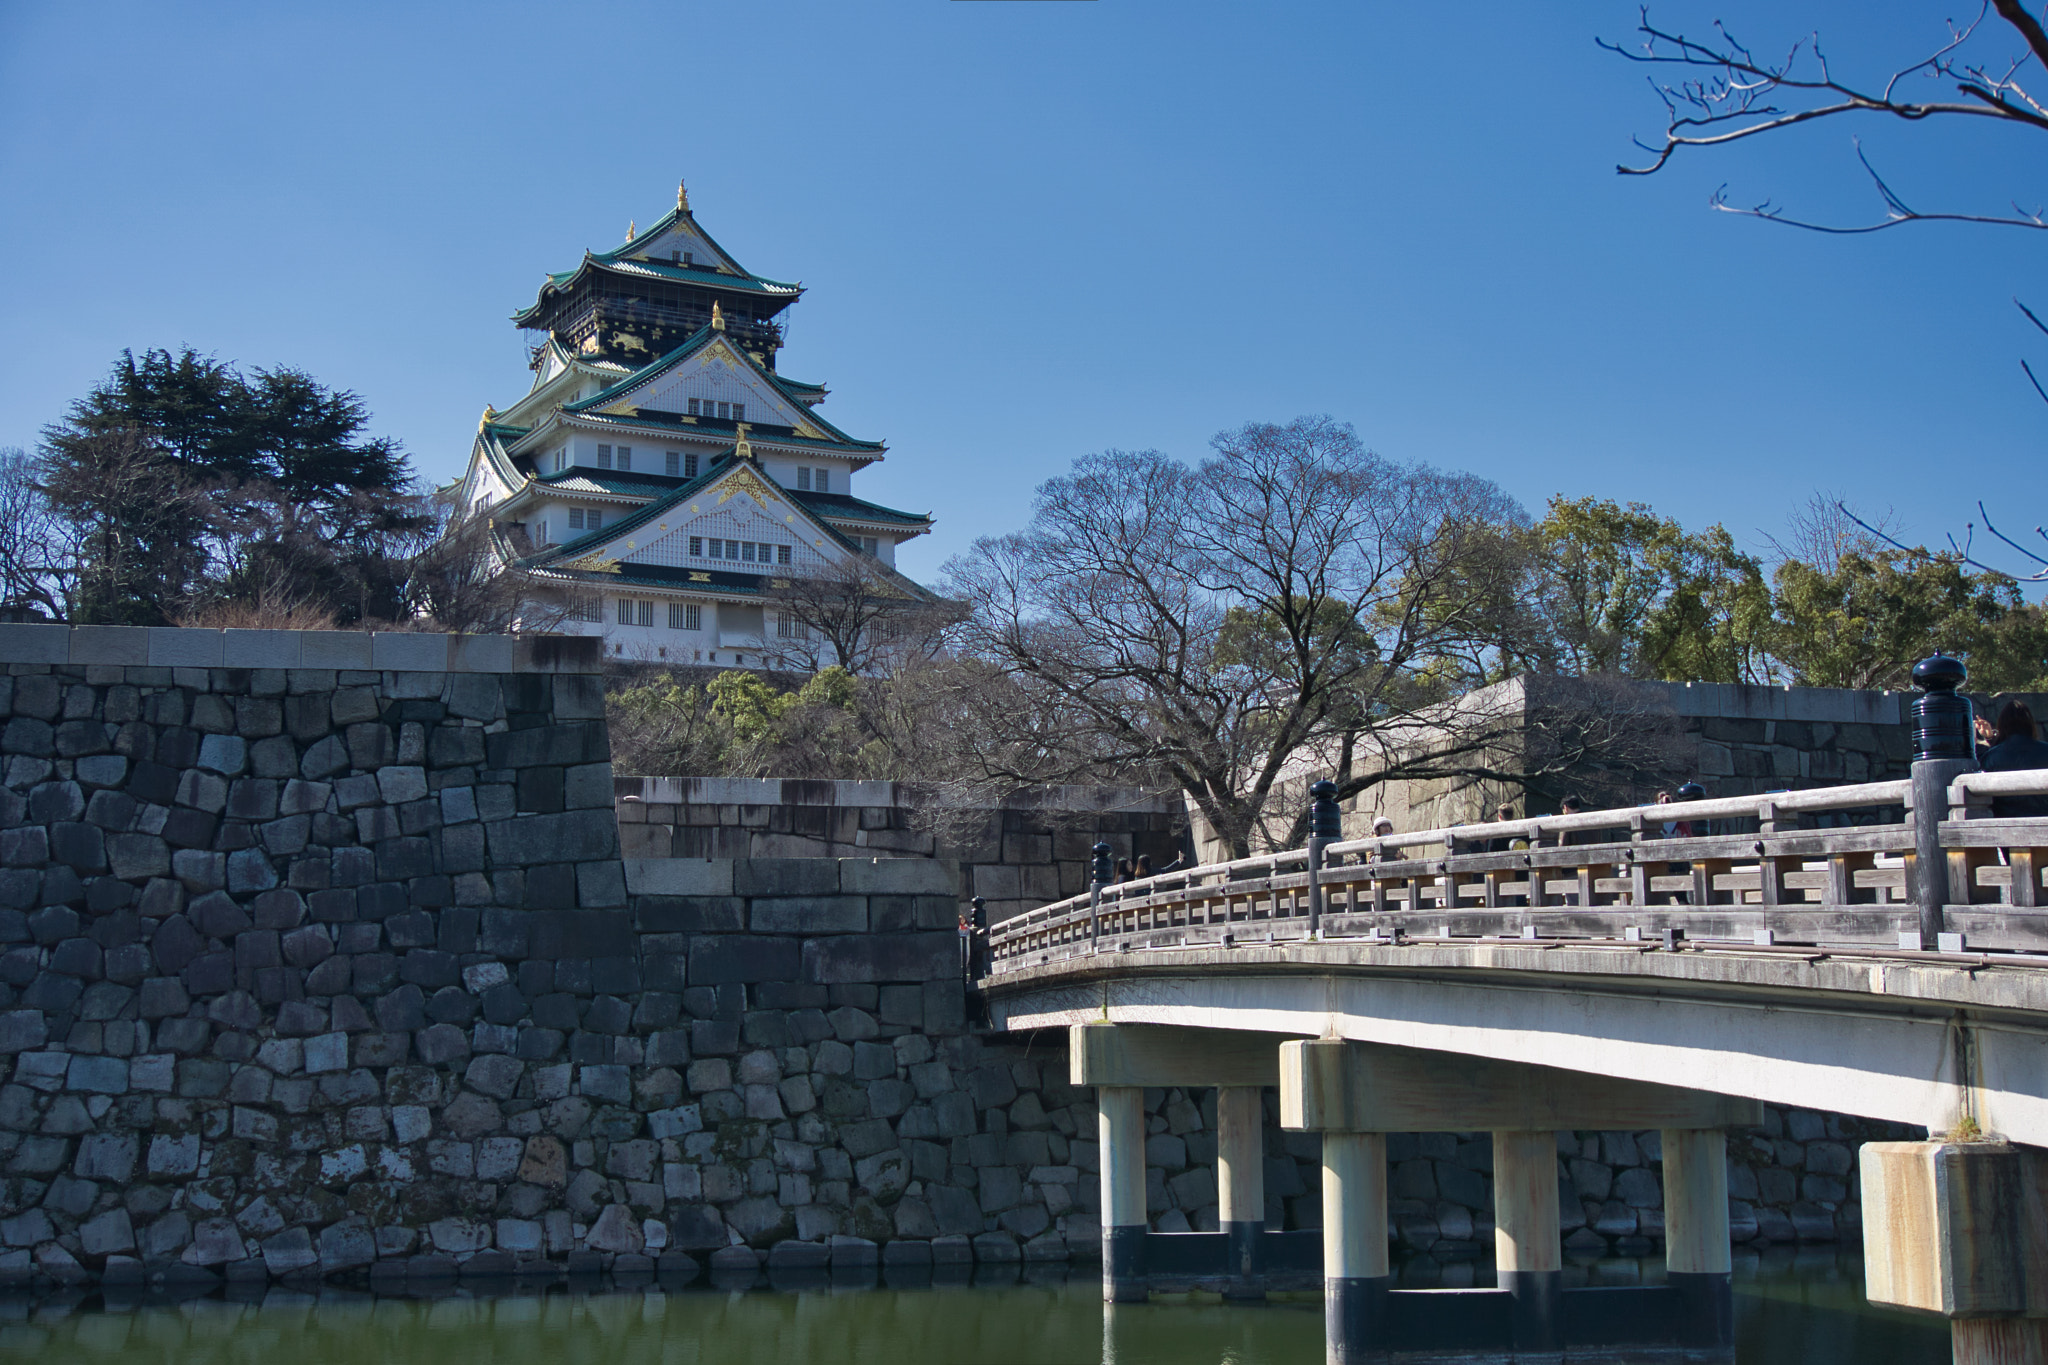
[0,1254,1951,1364]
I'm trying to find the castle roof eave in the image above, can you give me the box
[548,324,882,452]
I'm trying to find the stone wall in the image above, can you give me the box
[0,624,1910,1293]
[614,778,1187,925]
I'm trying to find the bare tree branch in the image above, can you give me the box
[1606,4,2048,233]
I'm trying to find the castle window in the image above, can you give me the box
[636,600,654,627]
[861,537,879,556]
[616,446,632,472]
[590,511,602,530]
[814,468,829,493]
[575,596,602,622]
[684,452,699,477]
[687,399,699,417]
[597,444,613,470]
[732,403,745,421]
[757,542,774,561]
[689,536,702,557]
[537,521,549,545]
[716,402,730,420]
[568,508,584,530]
[777,545,791,566]
[797,468,811,491]
[741,542,756,563]
[670,603,702,631]
[665,451,679,476]
[616,599,631,625]
[777,612,809,641]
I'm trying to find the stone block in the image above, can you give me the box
[803,932,959,984]
[734,859,840,898]
[371,633,449,672]
[751,896,868,934]
[301,632,374,670]
[261,1227,319,1275]
[0,623,70,664]
[485,809,618,865]
[147,628,224,668]
[317,1221,376,1269]
[689,935,797,984]
[220,630,303,669]
[634,896,744,932]
[840,858,958,897]
[622,858,734,897]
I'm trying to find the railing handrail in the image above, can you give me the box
[996,773,2048,946]
[1324,780,1912,860]
[1951,770,2048,802]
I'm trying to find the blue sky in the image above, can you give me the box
[3,1,2046,585]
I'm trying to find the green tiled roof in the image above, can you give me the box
[514,451,936,603]
[513,203,802,326]
[792,490,933,528]
[535,468,688,497]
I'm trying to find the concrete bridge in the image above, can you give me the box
[979,688,2048,1363]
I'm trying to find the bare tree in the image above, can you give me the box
[0,448,73,620]
[761,553,953,675]
[1606,3,2048,232]
[945,417,1561,859]
[36,428,214,625]
[404,497,567,634]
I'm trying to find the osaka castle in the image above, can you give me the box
[451,181,937,666]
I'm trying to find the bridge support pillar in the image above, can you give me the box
[1217,1085,1266,1299]
[1663,1128,1734,1349]
[1097,1084,1148,1303]
[1322,1130,1390,1365]
[1494,1129,1563,1357]
[1864,1141,2048,1365]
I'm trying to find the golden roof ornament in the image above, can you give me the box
[626,219,636,241]
[677,179,690,212]
[734,423,753,460]
[711,301,725,331]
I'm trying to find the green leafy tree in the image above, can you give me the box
[1772,549,2048,692]
[37,348,426,624]
[1529,497,1771,683]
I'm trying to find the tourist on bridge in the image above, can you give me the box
[1980,702,2048,818]
[1483,802,1525,853]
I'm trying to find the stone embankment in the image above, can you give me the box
[0,625,1910,1289]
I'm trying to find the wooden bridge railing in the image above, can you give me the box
[984,772,2048,972]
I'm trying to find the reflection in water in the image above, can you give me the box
[0,1252,1952,1365]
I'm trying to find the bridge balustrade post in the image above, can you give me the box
[1662,1128,1734,1349]
[1088,841,1112,953]
[1910,655,1977,949]
[1322,1130,1390,1365]
[1098,1084,1148,1302]
[1307,780,1341,937]
[1493,1129,1563,1355]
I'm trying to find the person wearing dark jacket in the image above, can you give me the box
[1980,701,2048,819]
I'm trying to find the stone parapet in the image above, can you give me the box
[615,779,1186,924]
[0,624,603,675]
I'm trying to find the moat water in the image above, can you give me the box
[0,1251,1949,1364]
